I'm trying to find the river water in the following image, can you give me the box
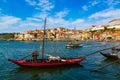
[0,40,120,80]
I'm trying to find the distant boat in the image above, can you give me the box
[8,18,86,67]
[66,40,82,48]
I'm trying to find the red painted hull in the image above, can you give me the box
[8,56,86,67]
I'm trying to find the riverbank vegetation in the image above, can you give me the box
[0,33,15,40]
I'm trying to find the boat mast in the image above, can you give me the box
[42,18,46,61]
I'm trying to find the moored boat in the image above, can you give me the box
[99,46,120,59]
[99,51,118,59]
[8,18,86,67]
[66,44,82,48]
[66,40,82,48]
[8,56,86,67]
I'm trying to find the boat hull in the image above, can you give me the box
[66,44,82,48]
[100,52,118,59]
[8,56,86,67]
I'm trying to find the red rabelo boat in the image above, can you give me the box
[8,18,86,67]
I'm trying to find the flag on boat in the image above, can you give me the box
[40,45,44,49]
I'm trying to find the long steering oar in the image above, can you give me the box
[85,46,115,57]
[90,59,120,72]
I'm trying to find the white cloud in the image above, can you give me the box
[82,0,99,11]
[24,0,90,30]
[105,0,120,7]
[89,9,120,19]
[19,21,40,28]
[37,0,54,11]
[25,0,37,6]
[26,17,42,22]
[0,10,89,33]
[45,17,88,30]
[82,5,88,11]
[55,10,69,18]
[91,1,98,6]
[93,18,112,25]
[25,0,54,11]
[2,0,120,33]
[0,15,22,33]
[0,15,21,26]
[106,0,114,6]
[70,19,89,30]
[0,14,90,33]
[34,12,49,19]
[87,8,120,27]
[81,0,120,27]
[71,19,84,24]
[41,17,68,28]
[82,0,120,11]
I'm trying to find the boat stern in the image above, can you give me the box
[8,59,26,64]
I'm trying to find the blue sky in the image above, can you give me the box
[0,0,120,33]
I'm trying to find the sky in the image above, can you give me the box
[0,0,120,33]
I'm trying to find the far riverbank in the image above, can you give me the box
[0,39,120,42]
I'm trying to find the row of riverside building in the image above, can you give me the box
[14,19,120,41]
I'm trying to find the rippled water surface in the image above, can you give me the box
[0,40,120,80]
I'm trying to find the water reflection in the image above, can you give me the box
[12,64,84,80]
[102,58,117,62]
[15,64,83,73]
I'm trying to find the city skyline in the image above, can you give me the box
[0,0,120,33]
